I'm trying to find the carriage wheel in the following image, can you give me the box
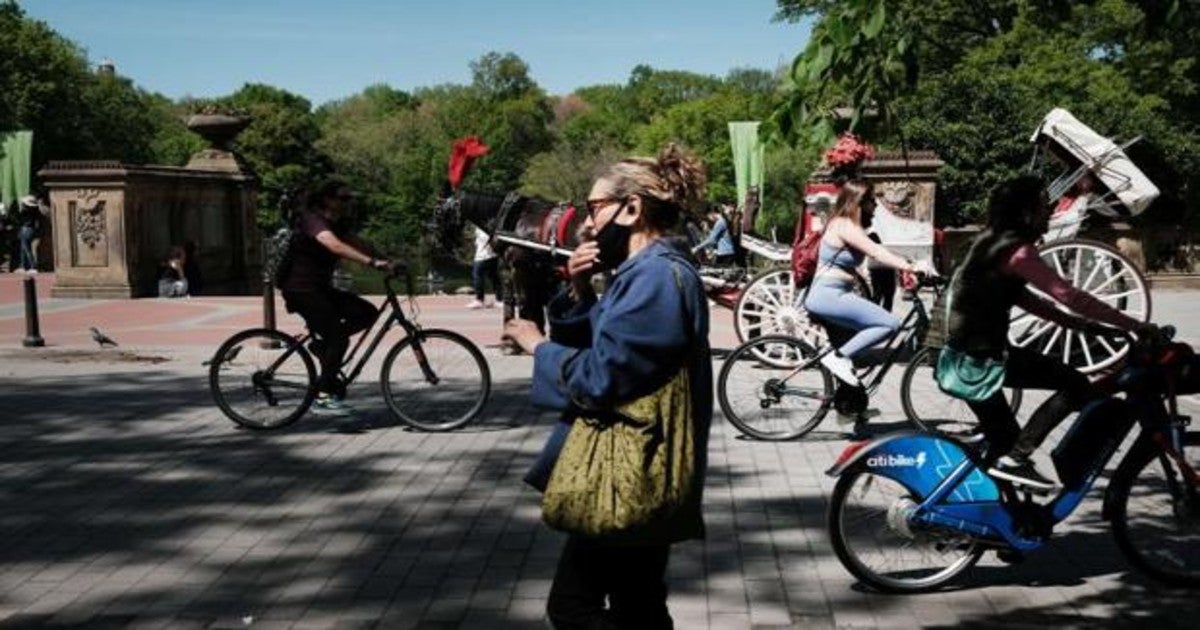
[734,267,826,352]
[1007,238,1151,374]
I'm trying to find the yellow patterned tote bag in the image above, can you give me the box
[541,367,695,540]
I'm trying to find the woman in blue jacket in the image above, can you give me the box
[505,144,711,629]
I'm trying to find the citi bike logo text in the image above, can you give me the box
[866,452,927,469]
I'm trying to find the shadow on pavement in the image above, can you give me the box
[0,368,1193,628]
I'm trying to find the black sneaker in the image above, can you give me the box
[988,456,1057,492]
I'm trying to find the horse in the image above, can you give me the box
[432,190,587,339]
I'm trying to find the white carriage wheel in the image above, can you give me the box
[1007,238,1151,374]
[734,268,826,365]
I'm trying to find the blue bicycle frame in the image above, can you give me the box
[827,390,1157,552]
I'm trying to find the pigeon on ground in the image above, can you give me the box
[89,327,119,348]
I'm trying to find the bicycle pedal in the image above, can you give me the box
[1171,414,1192,426]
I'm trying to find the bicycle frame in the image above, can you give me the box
[332,274,424,386]
[828,366,1199,553]
[260,273,431,388]
[777,283,936,394]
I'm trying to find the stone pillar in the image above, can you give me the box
[40,162,258,298]
[38,114,259,298]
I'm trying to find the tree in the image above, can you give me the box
[145,93,205,166]
[0,1,194,172]
[636,90,775,203]
[218,84,331,228]
[771,0,1200,226]
[0,1,102,166]
[626,66,725,122]
[471,51,538,101]
[520,144,622,203]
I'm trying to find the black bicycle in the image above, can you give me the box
[718,275,1022,440]
[208,269,490,431]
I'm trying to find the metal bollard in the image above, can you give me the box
[263,277,277,331]
[23,275,45,347]
[261,233,281,349]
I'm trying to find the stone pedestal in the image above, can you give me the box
[859,151,944,262]
[39,161,259,298]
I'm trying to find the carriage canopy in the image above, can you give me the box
[1030,108,1159,217]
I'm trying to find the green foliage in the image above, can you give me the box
[768,0,913,148]
[521,144,622,203]
[636,90,775,203]
[773,0,1200,226]
[218,83,331,229]
[760,143,821,236]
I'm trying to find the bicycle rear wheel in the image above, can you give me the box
[381,329,491,431]
[1110,431,1200,587]
[717,335,833,440]
[829,467,984,593]
[209,328,317,430]
[900,346,1022,436]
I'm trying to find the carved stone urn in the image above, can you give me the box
[185,114,251,173]
[186,114,250,150]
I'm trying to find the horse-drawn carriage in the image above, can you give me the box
[710,109,1158,374]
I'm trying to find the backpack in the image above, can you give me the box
[790,229,824,288]
[264,226,297,287]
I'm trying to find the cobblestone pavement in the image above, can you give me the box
[1,275,1198,628]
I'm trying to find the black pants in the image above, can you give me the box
[472,257,502,302]
[282,288,378,395]
[967,345,1097,461]
[869,267,896,312]
[547,536,672,630]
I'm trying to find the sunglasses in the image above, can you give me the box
[585,196,627,219]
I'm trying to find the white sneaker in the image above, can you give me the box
[484,300,496,309]
[820,351,860,386]
[466,299,485,310]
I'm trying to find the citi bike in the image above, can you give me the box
[208,267,491,432]
[826,326,1200,591]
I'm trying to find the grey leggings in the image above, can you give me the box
[804,278,899,358]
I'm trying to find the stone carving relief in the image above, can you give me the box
[70,189,109,268]
[74,189,107,248]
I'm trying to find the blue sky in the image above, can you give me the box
[19,0,812,106]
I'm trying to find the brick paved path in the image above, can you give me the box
[0,273,1197,628]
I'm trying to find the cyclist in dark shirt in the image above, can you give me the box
[280,180,393,415]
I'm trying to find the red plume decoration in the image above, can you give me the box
[448,136,490,190]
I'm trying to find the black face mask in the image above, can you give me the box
[592,217,633,272]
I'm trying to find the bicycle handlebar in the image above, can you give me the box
[379,261,415,297]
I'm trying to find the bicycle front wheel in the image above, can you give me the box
[381,329,491,431]
[900,346,1022,436]
[209,328,317,430]
[718,335,833,440]
[1110,431,1200,587]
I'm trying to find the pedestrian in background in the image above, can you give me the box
[468,225,501,308]
[16,195,44,274]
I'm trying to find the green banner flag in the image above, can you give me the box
[1,131,35,212]
[728,121,764,210]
